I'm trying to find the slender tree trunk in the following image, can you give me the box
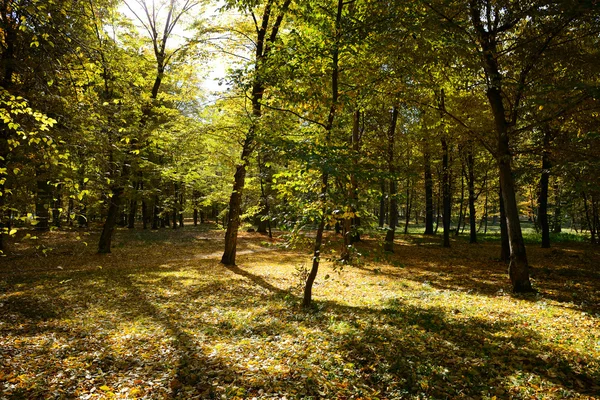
[424,143,434,234]
[455,162,465,237]
[483,170,488,234]
[593,195,599,244]
[435,169,441,234]
[404,182,411,234]
[349,110,361,243]
[583,191,596,244]
[467,148,477,243]
[152,195,160,230]
[538,130,551,248]
[384,106,399,252]
[379,180,386,228]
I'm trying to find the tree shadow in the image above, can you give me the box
[224,263,600,398]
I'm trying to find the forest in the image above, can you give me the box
[1,0,600,398]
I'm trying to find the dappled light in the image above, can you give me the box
[2,227,599,398]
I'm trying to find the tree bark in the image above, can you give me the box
[470,1,532,292]
[384,106,399,252]
[455,160,465,237]
[424,142,434,234]
[467,148,477,243]
[98,187,124,254]
[378,180,386,228]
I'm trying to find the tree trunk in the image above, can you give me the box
[441,142,451,247]
[404,182,411,234]
[379,180,386,228]
[424,143,434,234]
[435,169,441,234]
[467,148,477,243]
[455,161,465,237]
[98,187,124,254]
[221,138,252,265]
[152,195,160,230]
[384,106,399,252]
[128,197,137,229]
[471,3,532,292]
[495,100,533,291]
[538,130,551,248]
[583,191,596,244]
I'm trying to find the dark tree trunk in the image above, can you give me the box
[128,197,137,229]
[379,180,386,228]
[424,145,434,235]
[583,192,596,244]
[455,161,465,237]
[221,139,251,264]
[467,149,477,243]
[538,130,551,248]
[98,187,124,254]
[435,169,441,234]
[470,2,532,292]
[441,141,451,248]
[350,110,361,244]
[384,106,399,252]
[404,183,411,234]
[152,195,160,230]
[193,208,198,226]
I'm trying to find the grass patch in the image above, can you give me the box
[1,226,599,399]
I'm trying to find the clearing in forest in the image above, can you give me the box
[1,226,599,399]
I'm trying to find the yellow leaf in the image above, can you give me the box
[100,385,111,391]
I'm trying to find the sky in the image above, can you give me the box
[119,0,231,94]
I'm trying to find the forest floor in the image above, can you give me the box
[1,224,599,399]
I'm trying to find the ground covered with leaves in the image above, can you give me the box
[1,225,599,399]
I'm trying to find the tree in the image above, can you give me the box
[220,0,292,266]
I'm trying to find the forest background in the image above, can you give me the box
[1,0,600,398]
